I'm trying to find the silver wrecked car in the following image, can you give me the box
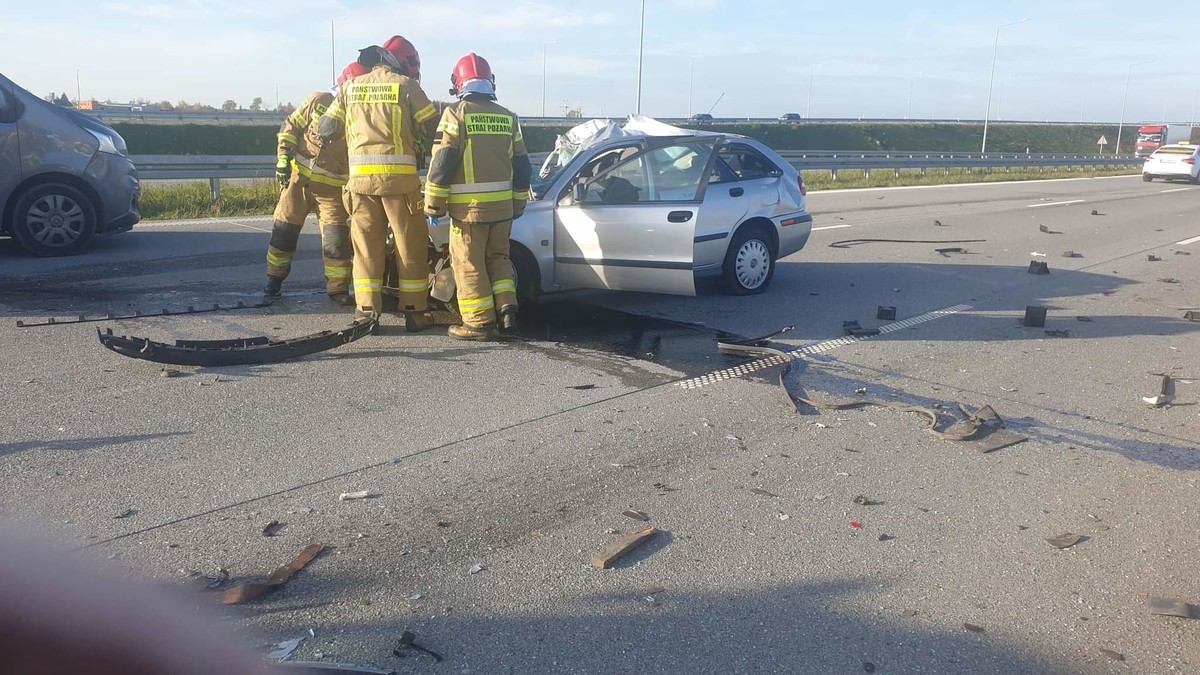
[431,117,812,300]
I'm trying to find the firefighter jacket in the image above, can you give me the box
[424,97,532,224]
[317,64,438,197]
[277,91,349,188]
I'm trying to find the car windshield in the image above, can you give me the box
[1138,133,1164,142]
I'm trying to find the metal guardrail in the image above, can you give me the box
[131,151,1142,198]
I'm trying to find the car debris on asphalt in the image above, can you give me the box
[1022,306,1048,328]
[392,630,444,662]
[1098,649,1125,662]
[1038,224,1061,234]
[469,564,486,575]
[278,662,396,674]
[338,491,378,501]
[1028,261,1050,275]
[1045,533,1085,549]
[221,543,326,605]
[622,509,650,521]
[591,526,659,569]
[262,520,285,537]
[269,637,305,661]
[1148,597,1199,619]
[1142,375,1176,408]
[876,306,897,321]
[963,623,987,633]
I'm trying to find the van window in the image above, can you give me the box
[0,85,19,123]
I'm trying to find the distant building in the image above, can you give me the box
[78,99,160,112]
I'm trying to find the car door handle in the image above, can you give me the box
[729,187,744,197]
[668,211,694,223]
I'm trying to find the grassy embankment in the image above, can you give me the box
[125,122,1140,220]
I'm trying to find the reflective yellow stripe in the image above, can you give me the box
[424,183,450,198]
[327,103,346,121]
[438,120,459,137]
[450,180,511,194]
[513,132,523,144]
[355,279,382,292]
[513,189,530,200]
[464,140,476,184]
[448,190,514,204]
[293,156,348,186]
[414,103,437,123]
[290,111,310,126]
[397,278,427,292]
[277,132,298,145]
[325,266,352,279]
[267,252,292,267]
[392,106,403,156]
[351,164,419,176]
[491,279,516,294]
[458,295,495,311]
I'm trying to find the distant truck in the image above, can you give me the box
[1134,124,1191,158]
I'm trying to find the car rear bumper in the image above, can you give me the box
[1143,166,1196,179]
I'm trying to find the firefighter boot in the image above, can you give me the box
[404,309,435,333]
[328,292,355,306]
[264,276,284,297]
[448,323,496,341]
[498,305,518,335]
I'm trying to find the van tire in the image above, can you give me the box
[1143,174,1153,182]
[10,183,98,257]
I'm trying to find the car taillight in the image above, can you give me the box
[797,175,808,196]
[1185,158,1196,165]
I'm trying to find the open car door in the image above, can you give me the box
[553,137,721,296]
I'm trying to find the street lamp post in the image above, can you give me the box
[331,17,347,87]
[542,41,556,117]
[688,55,703,117]
[981,18,1029,154]
[635,0,646,114]
[806,63,820,119]
[1116,58,1155,158]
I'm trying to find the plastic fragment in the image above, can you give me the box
[849,521,864,531]
[269,637,305,661]
[338,491,377,501]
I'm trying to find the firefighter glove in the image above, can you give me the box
[276,155,292,188]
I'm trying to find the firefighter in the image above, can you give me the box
[424,54,531,341]
[317,36,438,329]
[263,63,364,305]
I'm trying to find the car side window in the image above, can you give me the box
[646,142,714,201]
[583,155,649,204]
[717,145,780,181]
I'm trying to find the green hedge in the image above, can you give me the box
[113,122,1132,156]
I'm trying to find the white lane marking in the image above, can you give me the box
[678,304,973,390]
[812,224,853,232]
[1159,187,1192,194]
[1025,199,1085,208]
[813,174,1137,195]
[1176,235,1200,246]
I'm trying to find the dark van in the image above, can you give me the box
[0,72,139,256]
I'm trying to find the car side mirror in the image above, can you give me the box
[572,181,587,204]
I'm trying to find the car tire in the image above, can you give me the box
[721,226,776,295]
[511,243,540,305]
[1143,174,1153,182]
[10,183,98,257]
[1191,173,1200,185]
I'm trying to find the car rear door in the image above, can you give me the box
[0,75,23,212]
[554,137,720,296]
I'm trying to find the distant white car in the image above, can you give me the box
[1142,144,1200,184]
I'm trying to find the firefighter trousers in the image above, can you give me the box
[266,178,352,293]
[449,218,516,328]
[347,191,429,313]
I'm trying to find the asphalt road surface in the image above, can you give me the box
[1,175,1197,674]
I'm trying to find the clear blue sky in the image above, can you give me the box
[3,1,1200,122]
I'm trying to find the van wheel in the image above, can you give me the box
[1143,174,1153,182]
[10,183,98,256]
[721,226,776,295]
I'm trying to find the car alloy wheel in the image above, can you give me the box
[27,193,87,248]
[735,239,771,291]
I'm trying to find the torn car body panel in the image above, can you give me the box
[97,318,377,367]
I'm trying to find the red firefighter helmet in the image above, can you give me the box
[380,35,421,80]
[449,53,496,98]
[337,62,368,87]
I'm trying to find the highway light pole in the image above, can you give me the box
[331,17,347,87]
[635,0,645,114]
[542,41,556,117]
[1116,58,1155,158]
[688,55,703,117]
[806,63,820,119]
[981,18,1028,154]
